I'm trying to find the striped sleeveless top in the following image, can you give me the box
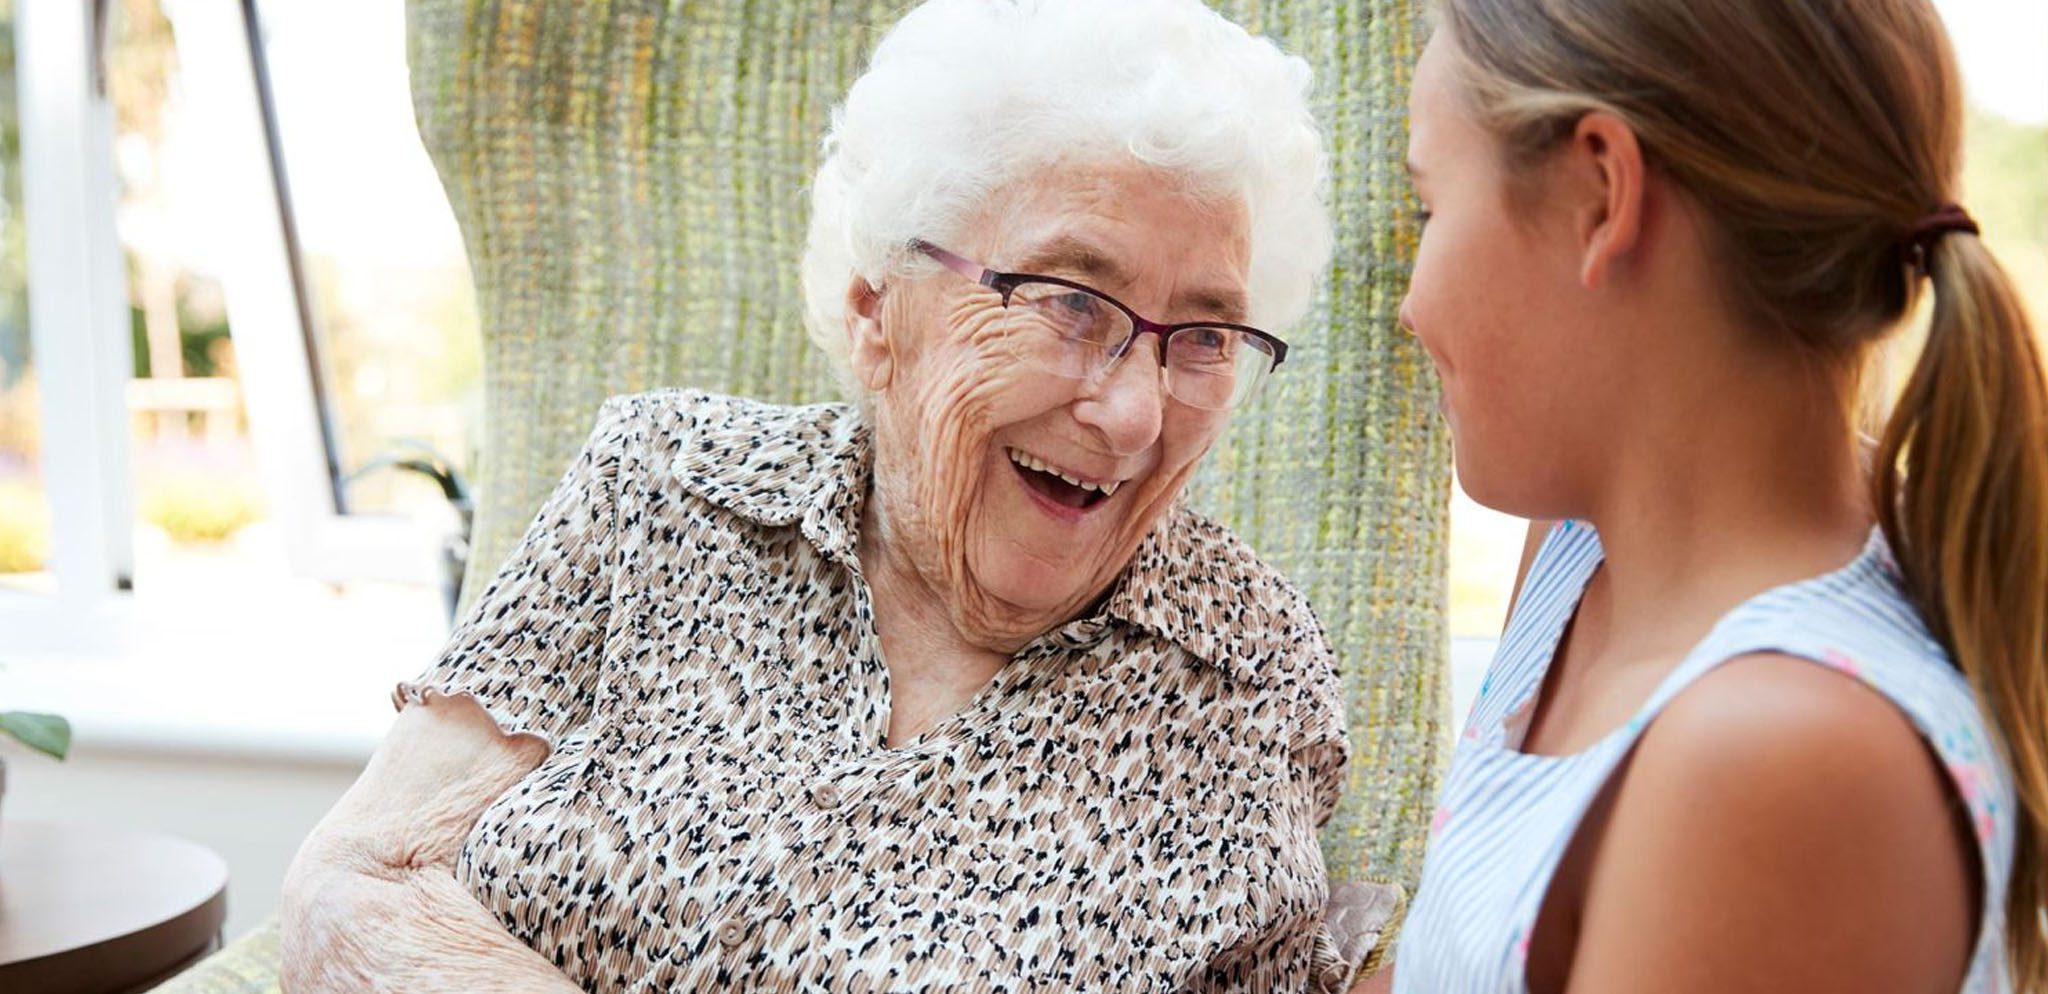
[1396,521,2018,993]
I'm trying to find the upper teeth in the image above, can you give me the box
[1008,448,1121,497]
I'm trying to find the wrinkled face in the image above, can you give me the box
[1402,34,1606,517]
[852,163,1250,651]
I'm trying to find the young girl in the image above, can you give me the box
[1391,1,2046,992]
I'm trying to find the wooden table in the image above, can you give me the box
[0,820,228,994]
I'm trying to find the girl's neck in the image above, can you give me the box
[1581,340,1873,660]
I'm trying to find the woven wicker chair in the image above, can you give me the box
[150,1,1444,990]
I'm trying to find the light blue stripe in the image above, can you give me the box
[1395,524,2016,994]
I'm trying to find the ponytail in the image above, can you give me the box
[1875,231,2048,990]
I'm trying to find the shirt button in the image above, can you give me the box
[715,917,748,949]
[1057,620,1109,647]
[811,782,842,809]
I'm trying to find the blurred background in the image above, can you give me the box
[0,0,2040,946]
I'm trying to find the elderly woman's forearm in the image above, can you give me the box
[280,853,583,994]
[282,695,573,992]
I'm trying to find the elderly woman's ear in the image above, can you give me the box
[845,276,894,392]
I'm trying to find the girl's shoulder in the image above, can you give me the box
[1576,648,1984,991]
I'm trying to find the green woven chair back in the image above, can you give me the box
[406,0,1447,894]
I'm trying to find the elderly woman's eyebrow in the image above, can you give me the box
[1016,236,1133,286]
[1018,236,1249,322]
[1182,288,1250,324]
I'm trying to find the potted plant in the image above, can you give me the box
[0,710,71,820]
[347,441,474,623]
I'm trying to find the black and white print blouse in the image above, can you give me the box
[397,389,1383,993]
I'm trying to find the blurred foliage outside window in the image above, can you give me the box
[0,0,47,581]
[258,0,481,519]
[0,0,480,587]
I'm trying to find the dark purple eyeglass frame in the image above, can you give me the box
[912,240,1289,369]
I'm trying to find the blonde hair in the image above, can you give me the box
[1436,0,2048,985]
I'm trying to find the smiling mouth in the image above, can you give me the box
[1006,447,1122,511]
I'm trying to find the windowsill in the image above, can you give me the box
[0,598,442,765]
[0,652,421,766]
[0,529,450,766]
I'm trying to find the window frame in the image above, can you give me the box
[2,0,135,653]
[174,0,441,587]
[2,0,442,658]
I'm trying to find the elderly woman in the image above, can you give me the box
[280,0,1379,990]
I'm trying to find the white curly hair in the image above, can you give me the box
[800,0,1333,394]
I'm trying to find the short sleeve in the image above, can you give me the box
[1294,663,1352,832]
[392,396,638,749]
[1192,657,1404,993]
[1295,664,1404,992]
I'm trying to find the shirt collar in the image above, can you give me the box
[669,390,869,568]
[668,391,1317,685]
[1101,505,1325,686]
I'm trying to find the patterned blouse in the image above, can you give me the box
[397,389,1386,993]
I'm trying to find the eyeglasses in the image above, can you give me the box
[913,240,1288,411]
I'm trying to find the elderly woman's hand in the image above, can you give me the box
[279,694,581,993]
[1350,965,1395,994]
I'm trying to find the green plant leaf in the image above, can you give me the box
[0,711,71,760]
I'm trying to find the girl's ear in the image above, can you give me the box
[1563,110,1648,290]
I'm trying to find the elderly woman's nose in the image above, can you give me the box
[1075,355,1167,454]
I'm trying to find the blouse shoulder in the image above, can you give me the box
[1114,505,1338,693]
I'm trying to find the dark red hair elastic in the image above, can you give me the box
[1903,203,1979,276]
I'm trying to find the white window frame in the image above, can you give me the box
[166,0,440,587]
[2,0,440,657]
[2,0,134,654]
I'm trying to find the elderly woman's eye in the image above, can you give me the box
[1051,291,1098,315]
[1019,290,1115,344]
[1171,328,1238,366]
[1015,287,1095,317]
